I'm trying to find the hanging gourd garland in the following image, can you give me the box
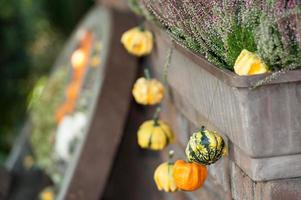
[120,24,225,193]
[154,150,178,192]
[121,26,153,57]
[137,107,174,150]
[186,126,227,165]
[121,26,172,150]
[132,69,165,105]
[173,159,208,191]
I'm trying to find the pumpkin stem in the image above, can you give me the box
[200,126,206,133]
[144,68,151,80]
[168,150,174,164]
[153,107,161,126]
[139,24,145,32]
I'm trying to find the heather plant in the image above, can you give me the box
[256,1,301,71]
[137,0,301,71]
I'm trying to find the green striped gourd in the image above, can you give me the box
[185,126,227,165]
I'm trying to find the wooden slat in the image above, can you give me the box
[64,9,138,200]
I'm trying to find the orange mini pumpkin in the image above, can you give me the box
[66,81,81,102]
[73,67,85,81]
[55,103,69,123]
[55,101,75,123]
[173,160,207,191]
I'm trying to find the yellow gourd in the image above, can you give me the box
[137,108,174,150]
[234,49,269,76]
[39,187,55,200]
[121,27,153,56]
[154,151,178,192]
[132,77,164,105]
[71,49,86,70]
[132,69,164,105]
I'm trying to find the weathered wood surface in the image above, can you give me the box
[148,22,301,158]
[146,22,301,181]
[63,8,139,200]
[159,95,301,200]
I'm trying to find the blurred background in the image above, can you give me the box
[0,0,94,164]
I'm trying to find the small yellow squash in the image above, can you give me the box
[234,49,269,76]
[71,48,86,70]
[132,77,164,105]
[154,151,178,192]
[121,27,153,56]
[137,119,174,150]
[39,187,55,200]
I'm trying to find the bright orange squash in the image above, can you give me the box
[66,81,81,102]
[173,160,207,191]
[55,101,75,123]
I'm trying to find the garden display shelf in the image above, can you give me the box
[3,6,138,200]
[146,22,301,181]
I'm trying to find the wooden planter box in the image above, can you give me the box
[147,23,301,181]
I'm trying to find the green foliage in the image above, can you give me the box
[30,66,68,170]
[256,13,301,71]
[225,24,257,68]
[0,0,92,163]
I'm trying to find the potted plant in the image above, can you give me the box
[129,0,301,181]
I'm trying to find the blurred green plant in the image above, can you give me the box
[0,0,93,164]
[45,0,94,34]
[30,67,68,172]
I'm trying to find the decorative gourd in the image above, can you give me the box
[173,160,207,191]
[137,108,174,150]
[71,48,86,70]
[121,27,153,56]
[154,151,178,192]
[55,112,87,162]
[234,49,269,76]
[132,69,164,105]
[186,126,227,165]
[39,187,55,200]
[55,101,75,123]
[73,67,85,81]
[66,81,81,102]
